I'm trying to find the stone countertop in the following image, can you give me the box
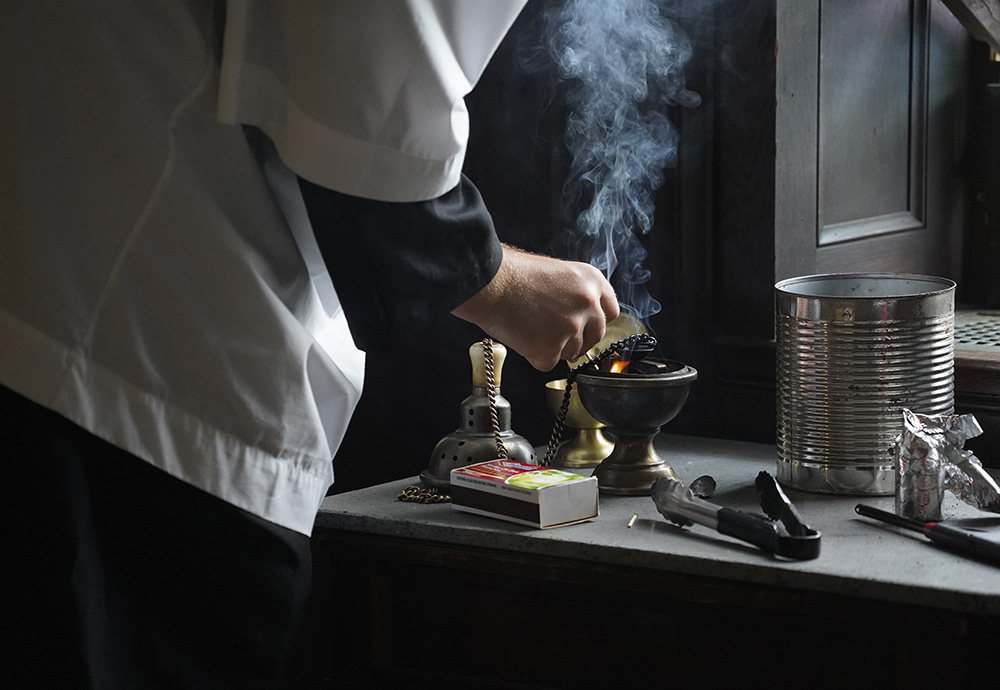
[316,434,1000,616]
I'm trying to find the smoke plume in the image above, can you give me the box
[536,0,700,320]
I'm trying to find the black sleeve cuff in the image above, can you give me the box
[298,174,503,352]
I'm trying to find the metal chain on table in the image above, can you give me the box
[397,485,450,504]
[539,333,657,467]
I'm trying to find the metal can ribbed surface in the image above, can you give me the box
[775,274,955,494]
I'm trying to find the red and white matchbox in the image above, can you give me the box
[450,460,599,529]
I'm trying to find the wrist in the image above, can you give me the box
[452,244,519,324]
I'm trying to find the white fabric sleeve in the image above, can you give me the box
[217,0,526,202]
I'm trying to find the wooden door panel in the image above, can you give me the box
[777,0,966,280]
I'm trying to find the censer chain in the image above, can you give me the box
[481,337,509,460]
[397,485,450,504]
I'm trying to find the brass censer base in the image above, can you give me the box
[544,379,614,468]
[575,359,697,495]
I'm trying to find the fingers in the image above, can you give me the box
[452,246,625,372]
[524,264,618,370]
[527,355,559,372]
[569,262,616,359]
[559,333,586,364]
[532,305,613,372]
[579,312,607,358]
[600,285,620,324]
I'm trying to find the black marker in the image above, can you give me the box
[855,504,1000,567]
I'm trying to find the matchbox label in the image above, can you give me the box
[508,469,582,489]
[453,460,583,488]
[454,460,540,481]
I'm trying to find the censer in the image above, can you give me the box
[575,357,697,494]
[420,340,535,490]
[565,334,698,495]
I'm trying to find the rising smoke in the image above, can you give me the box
[534,0,701,320]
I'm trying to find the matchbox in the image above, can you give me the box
[450,460,599,529]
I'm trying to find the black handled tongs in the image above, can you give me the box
[651,471,821,560]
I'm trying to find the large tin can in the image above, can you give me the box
[775,274,955,494]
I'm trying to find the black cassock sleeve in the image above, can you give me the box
[298,174,503,353]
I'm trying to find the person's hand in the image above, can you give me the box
[452,244,619,371]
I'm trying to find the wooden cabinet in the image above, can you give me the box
[309,531,993,690]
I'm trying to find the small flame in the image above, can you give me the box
[609,360,630,374]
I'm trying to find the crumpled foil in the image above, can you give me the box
[895,410,1000,520]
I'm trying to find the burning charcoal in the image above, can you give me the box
[629,360,672,375]
[602,358,631,374]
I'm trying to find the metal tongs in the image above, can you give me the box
[652,471,821,560]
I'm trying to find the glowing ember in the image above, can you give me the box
[609,360,629,374]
